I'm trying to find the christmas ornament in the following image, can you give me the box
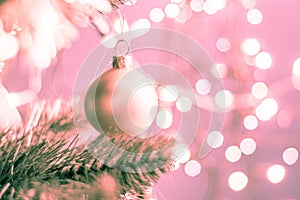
[84,54,158,136]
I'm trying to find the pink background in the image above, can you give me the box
[3,1,300,199]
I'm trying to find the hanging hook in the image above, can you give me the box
[115,9,130,56]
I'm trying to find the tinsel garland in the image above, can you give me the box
[0,101,175,199]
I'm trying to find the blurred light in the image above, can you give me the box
[206,0,226,11]
[196,79,211,95]
[6,93,20,108]
[173,144,191,164]
[0,62,4,72]
[277,109,293,129]
[131,18,151,30]
[190,0,204,12]
[171,0,184,3]
[165,3,180,18]
[247,8,263,25]
[113,18,129,34]
[176,97,193,112]
[225,146,242,163]
[240,138,257,155]
[216,38,231,52]
[156,110,173,129]
[228,172,248,192]
[158,85,179,102]
[215,90,234,110]
[203,1,218,15]
[283,147,299,166]
[212,63,228,78]
[292,57,300,76]
[0,34,19,61]
[256,98,278,121]
[149,8,165,23]
[244,115,258,130]
[252,82,268,99]
[255,52,273,70]
[241,0,257,9]
[266,165,286,184]
[207,131,224,149]
[242,38,261,56]
[185,160,202,177]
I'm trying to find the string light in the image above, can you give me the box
[156,109,173,129]
[165,3,180,18]
[0,33,19,61]
[215,90,234,110]
[251,82,268,99]
[225,146,242,163]
[196,79,212,95]
[255,98,278,121]
[212,63,228,79]
[240,138,257,155]
[283,147,299,166]
[184,160,201,177]
[207,131,224,149]
[216,38,231,52]
[243,115,258,130]
[190,0,204,12]
[242,38,261,56]
[247,8,263,25]
[176,97,193,112]
[228,171,248,192]
[149,8,165,23]
[266,165,286,184]
[158,85,179,102]
[255,52,273,70]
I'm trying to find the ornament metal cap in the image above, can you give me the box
[113,55,133,69]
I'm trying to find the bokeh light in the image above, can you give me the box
[156,109,173,129]
[158,85,179,102]
[277,109,293,129]
[283,147,299,166]
[203,0,218,15]
[184,160,202,177]
[242,38,261,56]
[131,18,151,30]
[215,90,234,110]
[216,38,231,52]
[149,8,165,23]
[165,3,180,18]
[255,52,273,70]
[207,131,224,149]
[243,115,258,130]
[255,98,278,121]
[266,165,286,184]
[176,97,193,112]
[212,63,228,79]
[252,82,268,99]
[228,172,248,192]
[241,0,257,9]
[196,79,211,95]
[240,138,257,155]
[225,146,242,163]
[173,144,191,164]
[293,58,300,76]
[6,93,20,108]
[247,8,263,25]
[190,0,204,12]
[0,33,19,61]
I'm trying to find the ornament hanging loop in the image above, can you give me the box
[114,10,130,56]
[115,39,130,56]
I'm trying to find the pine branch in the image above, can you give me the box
[0,101,176,199]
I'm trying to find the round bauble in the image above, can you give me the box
[84,56,158,136]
